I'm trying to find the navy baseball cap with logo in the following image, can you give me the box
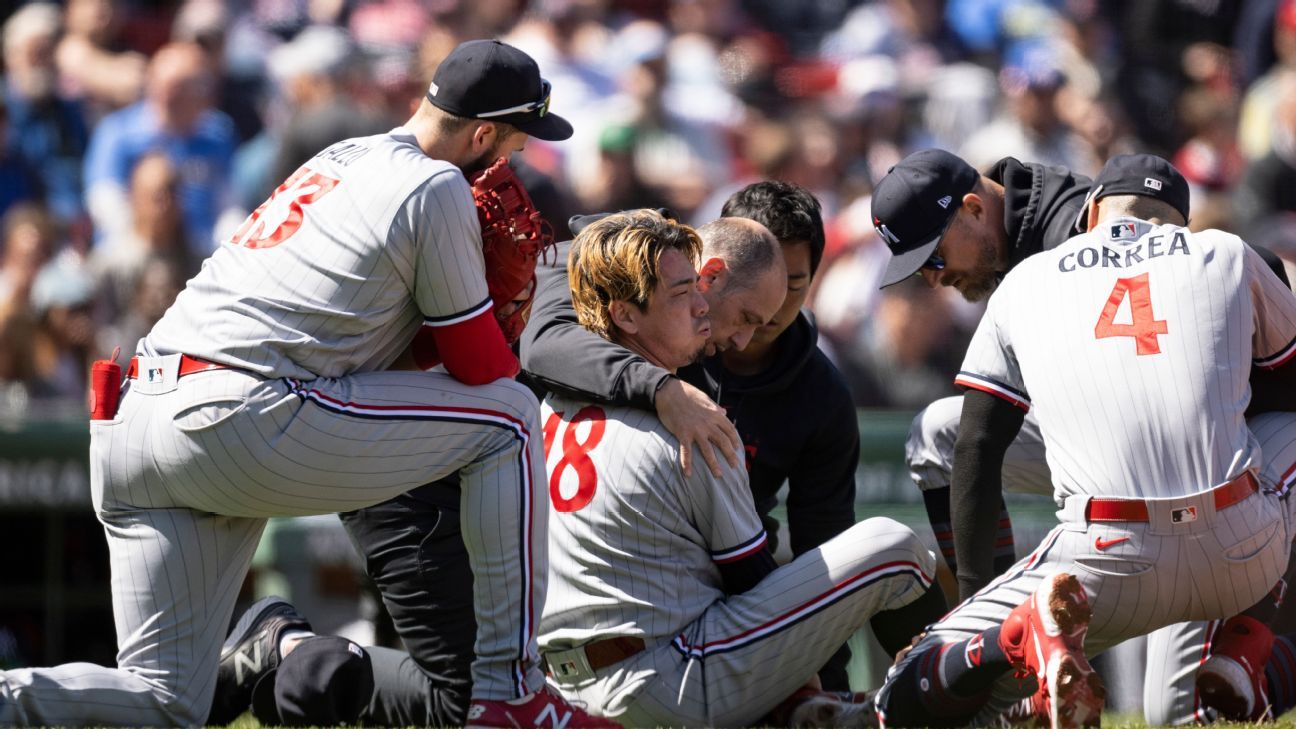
[873,149,980,287]
[426,39,573,142]
[1090,153,1190,221]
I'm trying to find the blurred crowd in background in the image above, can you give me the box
[3,0,1296,419]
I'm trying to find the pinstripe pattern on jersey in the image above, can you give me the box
[1256,333,1296,369]
[711,532,769,563]
[423,295,493,326]
[284,378,537,695]
[1193,619,1223,722]
[670,560,932,660]
[953,372,1031,411]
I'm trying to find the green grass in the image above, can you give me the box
[220,712,1296,728]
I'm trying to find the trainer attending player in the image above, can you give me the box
[0,39,617,729]
[873,154,1296,729]
[875,149,1296,725]
[539,210,942,728]
[524,182,866,689]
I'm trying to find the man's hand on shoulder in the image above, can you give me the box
[656,377,741,478]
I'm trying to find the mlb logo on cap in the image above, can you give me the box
[1091,154,1190,221]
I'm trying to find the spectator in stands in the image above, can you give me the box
[1235,71,1296,240]
[828,276,965,409]
[2,3,90,228]
[83,41,238,256]
[1239,0,1296,160]
[95,255,184,362]
[266,25,389,189]
[961,39,1086,173]
[29,257,95,400]
[0,203,56,310]
[89,151,193,328]
[0,203,59,410]
[0,99,45,221]
[54,0,147,115]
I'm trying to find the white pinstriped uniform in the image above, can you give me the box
[538,394,936,728]
[1143,410,1296,725]
[0,129,548,726]
[876,219,1296,724]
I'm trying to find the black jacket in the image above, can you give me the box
[987,157,1091,265]
[702,311,859,556]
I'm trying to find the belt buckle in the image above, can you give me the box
[546,645,596,681]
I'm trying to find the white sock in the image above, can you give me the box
[279,628,316,657]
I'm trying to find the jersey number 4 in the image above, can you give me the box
[1094,273,1168,355]
[542,406,606,512]
[230,168,340,249]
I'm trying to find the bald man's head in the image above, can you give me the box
[694,217,787,354]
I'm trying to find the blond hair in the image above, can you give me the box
[569,210,702,339]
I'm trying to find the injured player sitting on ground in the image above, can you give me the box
[535,209,948,728]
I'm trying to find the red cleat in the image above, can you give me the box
[466,685,623,729]
[1197,615,1275,721]
[998,572,1105,729]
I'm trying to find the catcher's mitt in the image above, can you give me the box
[471,158,555,342]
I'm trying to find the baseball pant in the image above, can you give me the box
[907,399,1296,725]
[0,360,547,726]
[339,479,477,727]
[1139,411,1296,725]
[874,484,1291,727]
[549,517,935,728]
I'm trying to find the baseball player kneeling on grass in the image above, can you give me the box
[537,210,946,728]
[0,39,615,729]
[873,154,1296,729]
[875,148,1296,726]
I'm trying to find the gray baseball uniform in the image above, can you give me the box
[876,219,1296,724]
[538,393,935,728]
[1143,410,1296,725]
[0,130,548,726]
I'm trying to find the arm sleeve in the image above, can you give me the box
[1247,245,1296,370]
[786,379,859,556]
[519,246,673,408]
[401,169,517,384]
[1244,245,1296,414]
[404,168,492,321]
[953,289,1031,412]
[951,389,1027,601]
[679,451,769,572]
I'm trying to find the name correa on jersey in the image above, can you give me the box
[1058,231,1190,273]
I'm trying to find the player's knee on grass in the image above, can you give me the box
[906,396,962,491]
[251,635,374,727]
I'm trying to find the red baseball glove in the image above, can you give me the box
[470,158,555,342]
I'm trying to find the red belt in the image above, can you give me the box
[1085,471,1259,523]
[126,355,230,380]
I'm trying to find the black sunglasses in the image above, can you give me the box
[915,203,961,275]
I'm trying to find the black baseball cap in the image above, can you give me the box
[426,39,573,142]
[251,636,374,726]
[1091,153,1190,221]
[872,149,980,287]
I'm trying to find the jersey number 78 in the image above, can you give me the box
[542,407,606,512]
